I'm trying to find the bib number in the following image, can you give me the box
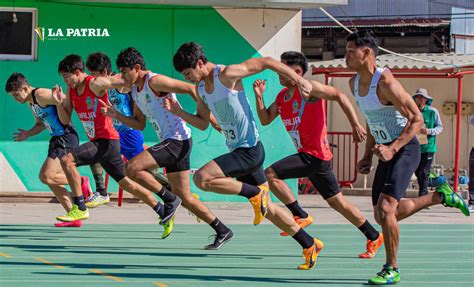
[370,123,392,143]
[83,121,95,138]
[220,122,239,144]
[288,130,302,149]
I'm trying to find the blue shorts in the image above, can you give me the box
[119,129,145,160]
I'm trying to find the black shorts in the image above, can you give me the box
[48,126,79,159]
[214,141,266,186]
[271,152,340,199]
[147,138,192,173]
[70,139,126,182]
[372,138,421,206]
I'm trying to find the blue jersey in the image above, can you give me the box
[108,88,134,133]
[29,89,67,136]
[197,65,259,151]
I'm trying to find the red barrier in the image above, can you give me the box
[298,131,359,193]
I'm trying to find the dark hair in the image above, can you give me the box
[86,52,112,75]
[5,72,29,93]
[346,30,379,55]
[116,47,146,70]
[280,51,308,74]
[58,54,84,73]
[173,42,208,72]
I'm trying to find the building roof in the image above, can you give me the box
[311,53,474,74]
[80,0,347,8]
[303,19,450,29]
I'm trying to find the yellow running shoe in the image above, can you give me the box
[248,185,269,225]
[56,205,89,222]
[161,215,175,239]
[281,215,314,236]
[298,238,324,270]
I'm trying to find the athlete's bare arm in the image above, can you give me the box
[252,79,279,126]
[374,71,423,160]
[309,80,366,142]
[163,85,211,131]
[220,57,312,98]
[89,74,127,97]
[100,98,146,130]
[13,117,45,142]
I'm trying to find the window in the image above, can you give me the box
[0,7,37,61]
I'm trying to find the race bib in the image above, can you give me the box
[220,122,239,145]
[150,119,162,138]
[288,130,302,149]
[83,121,95,138]
[370,122,392,143]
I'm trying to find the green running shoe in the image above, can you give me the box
[368,265,400,285]
[56,205,89,222]
[161,215,175,239]
[436,182,470,216]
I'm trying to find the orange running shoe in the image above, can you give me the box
[248,185,269,225]
[280,215,314,236]
[359,233,384,259]
[298,238,324,270]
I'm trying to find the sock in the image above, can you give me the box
[91,164,107,196]
[292,228,314,249]
[156,186,177,203]
[286,200,308,218]
[73,196,87,211]
[209,218,230,235]
[153,202,165,218]
[358,220,379,241]
[238,183,260,199]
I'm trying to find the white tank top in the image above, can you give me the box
[198,65,259,151]
[354,67,407,144]
[131,72,191,141]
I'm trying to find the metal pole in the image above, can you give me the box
[454,76,463,192]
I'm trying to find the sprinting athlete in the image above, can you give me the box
[345,30,470,285]
[170,42,323,269]
[253,51,383,259]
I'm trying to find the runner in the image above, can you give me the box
[170,42,323,269]
[252,51,383,259]
[345,30,470,285]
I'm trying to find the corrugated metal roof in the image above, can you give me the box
[81,0,348,8]
[310,53,474,72]
[303,22,449,28]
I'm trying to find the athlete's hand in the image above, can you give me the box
[372,144,395,162]
[297,78,313,101]
[357,157,372,174]
[352,123,367,143]
[13,128,29,142]
[51,85,66,105]
[253,79,266,98]
[163,97,182,116]
[98,99,118,118]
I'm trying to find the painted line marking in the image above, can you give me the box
[34,258,65,269]
[89,269,124,282]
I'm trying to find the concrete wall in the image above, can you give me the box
[0,1,302,200]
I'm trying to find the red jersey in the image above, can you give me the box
[70,76,119,141]
[276,87,332,161]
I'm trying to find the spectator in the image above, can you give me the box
[469,115,474,212]
[413,88,443,197]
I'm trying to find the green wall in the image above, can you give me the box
[0,1,296,201]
